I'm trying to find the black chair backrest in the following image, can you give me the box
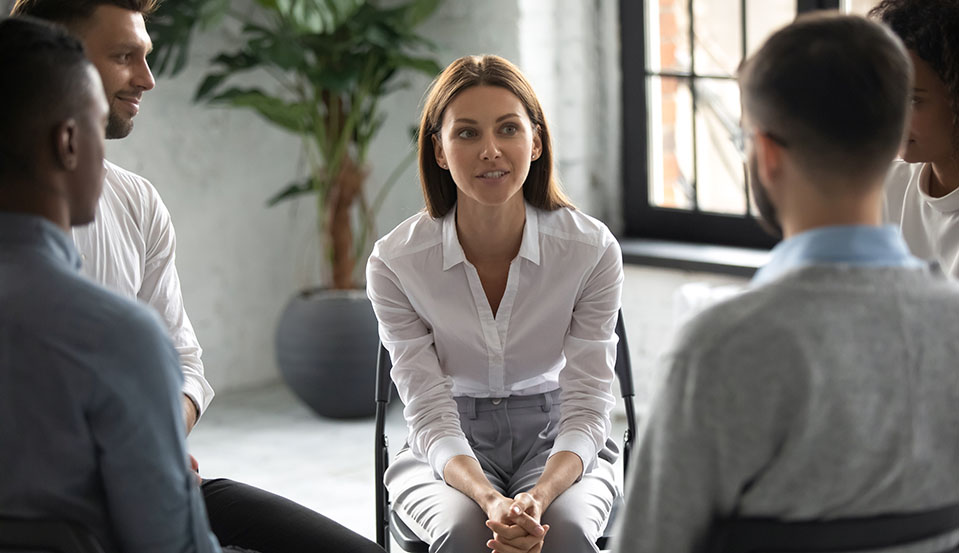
[375,342,393,404]
[613,310,637,475]
[374,343,395,549]
[708,503,959,553]
[0,517,106,553]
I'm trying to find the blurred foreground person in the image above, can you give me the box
[0,16,220,553]
[615,13,959,553]
[8,1,386,551]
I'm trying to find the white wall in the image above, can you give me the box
[621,267,747,412]
[100,0,742,399]
[517,0,623,225]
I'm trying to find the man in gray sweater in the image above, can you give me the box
[614,13,959,553]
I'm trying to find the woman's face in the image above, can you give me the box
[902,50,956,164]
[433,85,542,210]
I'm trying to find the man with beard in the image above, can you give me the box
[613,13,959,553]
[0,16,219,552]
[9,1,384,552]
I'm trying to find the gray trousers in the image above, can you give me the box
[385,390,619,553]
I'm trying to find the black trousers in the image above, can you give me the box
[202,478,385,553]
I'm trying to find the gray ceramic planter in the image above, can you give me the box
[275,288,379,418]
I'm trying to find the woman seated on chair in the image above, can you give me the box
[366,54,623,553]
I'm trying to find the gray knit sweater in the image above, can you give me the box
[613,265,959,553]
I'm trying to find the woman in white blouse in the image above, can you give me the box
[367,54,623,553]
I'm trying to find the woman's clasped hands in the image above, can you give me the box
[484,492,549,553]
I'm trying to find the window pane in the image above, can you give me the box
[746,0,796,55]
[842,0,877,15]
[693,0,743,76]
[695,79,746,214]
[647,0,691,73]
[648,76,694,209]
[644,1,799,217]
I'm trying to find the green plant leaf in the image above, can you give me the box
[305,64,359,93]
[266,177,317,206]
[257,35,308,71]
[147,0,231,77]
[267,0,292,13]
[390,54,442,77]
[271,0,364,34]
[209,88,312,134]
[207,0,234,21]
[194,72,229,101]
[146,0,444,288]
[402,0,443,27]
[192,52,263,103]
[212,51,259,70]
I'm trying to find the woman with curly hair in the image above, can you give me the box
[873,0,959,278]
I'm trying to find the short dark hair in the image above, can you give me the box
[418,55,572,218]
[738,13,912,184]
[0,16,93,180]
[10,0,159,30]
[870,0,959,150]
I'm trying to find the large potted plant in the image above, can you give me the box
[149,0,442,417]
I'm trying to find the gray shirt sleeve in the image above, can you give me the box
[89,308,220,553]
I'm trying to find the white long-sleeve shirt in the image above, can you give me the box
[367,202,623,479]
[72,160,214,415]
[883,160,959,279]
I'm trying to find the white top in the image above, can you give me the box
[883,160,959,278]
[367,202,623,479]
[72,160,214,415]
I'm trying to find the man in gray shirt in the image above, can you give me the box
[0,17,219,553]
[614,13,959,553]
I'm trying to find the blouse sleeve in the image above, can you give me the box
[550,237,623,477]
[366,244,475,479]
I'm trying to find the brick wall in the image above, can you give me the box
[517,0,622,229]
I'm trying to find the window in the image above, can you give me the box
[841,0,878,15]
[621,0,846,249]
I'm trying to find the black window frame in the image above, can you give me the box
[620,0,840,250]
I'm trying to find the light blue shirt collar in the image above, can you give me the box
[752,225,923,286]
[0,211,81,271]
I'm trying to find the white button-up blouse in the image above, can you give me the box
[367,202,623,479]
